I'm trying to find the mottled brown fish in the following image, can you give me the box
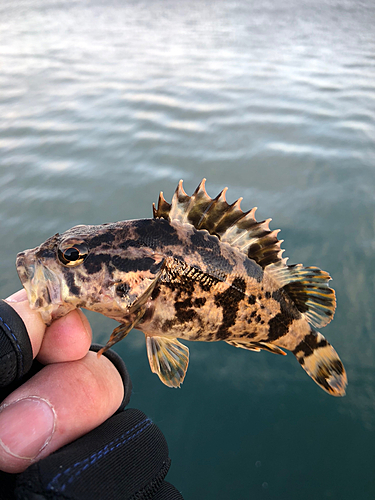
[16,180,347,396]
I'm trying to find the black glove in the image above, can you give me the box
[0,300,184,500]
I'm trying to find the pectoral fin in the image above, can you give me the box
[146,336,189,388]
[98,307,146,356]
[98,258,165,356]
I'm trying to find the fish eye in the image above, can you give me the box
[58,241,89,267]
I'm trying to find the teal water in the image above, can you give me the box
[1,0,375,497]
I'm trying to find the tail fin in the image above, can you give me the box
[293,328,347,396]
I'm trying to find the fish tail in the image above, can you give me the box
[292,327,347,396]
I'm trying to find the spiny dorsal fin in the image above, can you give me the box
[266,263,336,328]
[153,179,286,269]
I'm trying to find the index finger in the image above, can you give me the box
[5,289,45,358]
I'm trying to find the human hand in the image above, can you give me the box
[0,289,125,474]
[0,290,183,499]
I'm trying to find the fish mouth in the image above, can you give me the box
[16,250,64,324]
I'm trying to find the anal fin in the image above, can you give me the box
[226,339,286,356]
[146,336,189,388]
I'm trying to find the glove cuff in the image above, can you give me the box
[90,344,132,411]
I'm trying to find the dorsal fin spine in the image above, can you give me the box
[153,180,286,270]
[153,191,171,219]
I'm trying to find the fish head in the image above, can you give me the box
[16,221,164,324]
[16,231,77,324]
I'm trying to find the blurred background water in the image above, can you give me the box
[1,0,375,498]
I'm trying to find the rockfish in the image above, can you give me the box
[16,180,347,396]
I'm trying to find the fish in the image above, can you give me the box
[16,179,347,396]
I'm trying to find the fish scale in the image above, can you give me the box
[16,179,347,396]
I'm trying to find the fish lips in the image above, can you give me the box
[16,251,34,285]
[16,250,64,322]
